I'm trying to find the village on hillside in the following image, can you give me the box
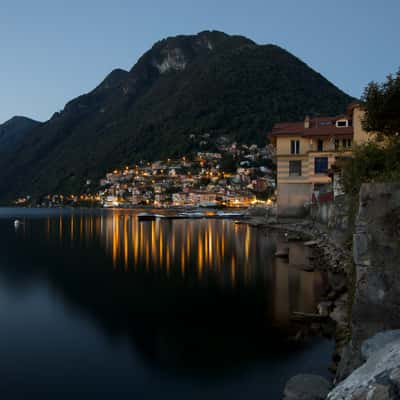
[16,140,276,208]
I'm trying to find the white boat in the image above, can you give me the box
[178,212,205,219]
[14,219,22,228]
[216,211,244,218]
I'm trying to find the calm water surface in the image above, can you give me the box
[0,208,332,399]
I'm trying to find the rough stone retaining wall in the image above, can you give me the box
[336,183,400,381]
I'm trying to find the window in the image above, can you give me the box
[291,140,300,154]
[289,160,302,176]
[334,139,340,151]
[314,157,328,174]
[336,120,348,128]
[319,121,332,126]
[317,139,324,152]
[342,138,352,148]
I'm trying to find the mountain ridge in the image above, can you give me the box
[0,30,354,201]
[0,116,40,154]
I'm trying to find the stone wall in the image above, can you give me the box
[337,183,400,380]
[310,194,349,231]
[277,182,311,217]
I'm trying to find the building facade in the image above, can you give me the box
[269,103,370,217]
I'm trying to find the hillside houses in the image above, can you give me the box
[96,142,274,208]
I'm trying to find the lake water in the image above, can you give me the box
[0,208,333,399]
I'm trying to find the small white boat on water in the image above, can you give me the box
[216,211,244,219]
[178,212,205,219]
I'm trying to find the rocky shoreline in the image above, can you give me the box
[244,183,400,400]
[242,214,351,369]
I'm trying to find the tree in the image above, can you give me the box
[362,68,400,139]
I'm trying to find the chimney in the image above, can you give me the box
[304,115,310,129]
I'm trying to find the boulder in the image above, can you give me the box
[317,301,332,317]
[361,330,400,360]
[283,374,331,400]
[328,331,400,400]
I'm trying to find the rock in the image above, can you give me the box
[361,330,400,361]
[304,240,319,247]
[287,234,303,241]
[367,384,392,400]
[267,216,278,224]
[337,183,400,380]
[244,206,268,218]
[275,247,289,257]
[291,312,329,323]
[330,294,348,326]
[291,263,314,272]
[328,331,400,400]
[328,272,347,293]
[327,291,338,301]
[317,301,332,317]
[283,374,331,400]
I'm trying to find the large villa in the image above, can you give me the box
[269,103,371,217]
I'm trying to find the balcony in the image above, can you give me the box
[308,138,353,153]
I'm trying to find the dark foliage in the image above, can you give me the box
[362,68,400,138]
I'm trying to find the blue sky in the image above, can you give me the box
[0,0,399,123]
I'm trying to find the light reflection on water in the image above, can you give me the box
[34,210,326,327]
[0,208,332,399]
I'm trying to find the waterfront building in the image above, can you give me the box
[188,191,220,207]
[223,193,256,207]
[269,103,371,217]
[172,192,188,207]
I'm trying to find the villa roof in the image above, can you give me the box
[269,116,353,138]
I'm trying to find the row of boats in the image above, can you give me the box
[137,211,244,221]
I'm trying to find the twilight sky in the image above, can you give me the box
[0,0,399,123]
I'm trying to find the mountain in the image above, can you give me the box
[0,31,353,201]
[0,116,40,153]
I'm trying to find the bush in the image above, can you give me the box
[341,140,400,225]
[342,141,400,194]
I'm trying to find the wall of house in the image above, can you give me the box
[307,152,337,183]
[277,154,334,185]
[276,156,309,182]
[276,136,310,155]
[353,107,374,145]
[277,182,311,217]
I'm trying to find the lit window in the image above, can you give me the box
[289,160,302,176]
[336,120,348,128]
[291,140,300,154]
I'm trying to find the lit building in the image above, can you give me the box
[269,103,371,217]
